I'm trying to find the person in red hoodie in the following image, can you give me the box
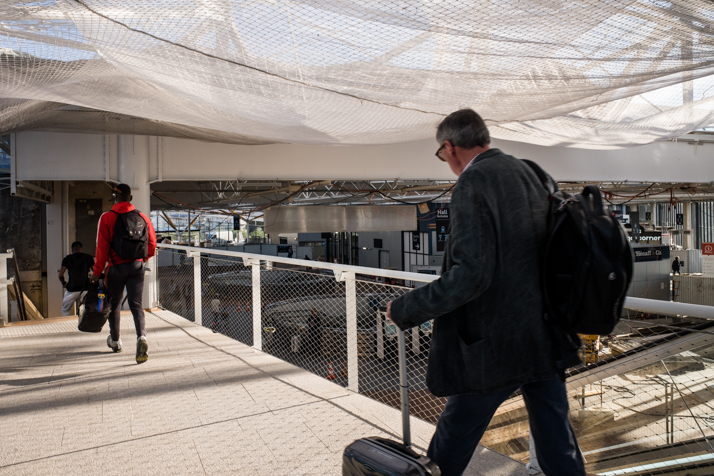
[90,183,157,363]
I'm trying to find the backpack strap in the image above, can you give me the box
[581,184,604,215]
[522,159,558,195]
[522,160,581,354]
[108,209,121,266]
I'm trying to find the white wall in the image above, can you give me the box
[627,245,671,302]
[678,276,714,306]
[358,231,403,270]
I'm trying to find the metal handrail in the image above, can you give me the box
[157,243,714,320]
[158,243,438,283]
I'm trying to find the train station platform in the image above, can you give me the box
[0,310,527,475]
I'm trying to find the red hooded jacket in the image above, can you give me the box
[93,202,157,277]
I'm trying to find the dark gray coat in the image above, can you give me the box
[391,148,562,397]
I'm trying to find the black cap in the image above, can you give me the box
[112,183,132,196]
[71,241,82,248]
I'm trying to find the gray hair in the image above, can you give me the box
[436,109,490,149]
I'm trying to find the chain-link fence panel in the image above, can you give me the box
[156,249,195,321]
[202,254,253,346]
[260,263,350,385]
[352,279,445,423]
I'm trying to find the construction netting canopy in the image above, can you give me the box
[3,1,714,149]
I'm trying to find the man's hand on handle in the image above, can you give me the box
[89,274,100,284]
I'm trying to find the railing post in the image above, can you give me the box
[252,262,262,350]
[145,255,158,309]
[0,252,11,327]
[189,251,202,326]
[338,270,359,392]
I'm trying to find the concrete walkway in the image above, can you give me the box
[0,310,527,475]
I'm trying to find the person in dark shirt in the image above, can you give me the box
[672,256,681,275]
[58,241,95,316]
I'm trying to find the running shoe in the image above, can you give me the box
[106,335,122,353]
[136,336,149,364]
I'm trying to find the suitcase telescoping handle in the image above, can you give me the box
[379,306,411,448]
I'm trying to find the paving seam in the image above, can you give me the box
[0,399,329,470]
[0,319,170,396]
[0,310,427,470]
[148,310,426,452]
[0,314,229,395]
[149,311,528,474]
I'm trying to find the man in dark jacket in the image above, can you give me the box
[672,256,681,275]
[387,109,584,475]
[90,183,157,363]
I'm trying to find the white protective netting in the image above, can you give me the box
[3,0,714,148]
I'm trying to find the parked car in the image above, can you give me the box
[262,293,398,356]
[207,269,337,303]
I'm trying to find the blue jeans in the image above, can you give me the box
[427,375,585,476]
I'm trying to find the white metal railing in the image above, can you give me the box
[152,244,714,475]
[155,243,437,393]
[157,243,438,283]
[155,243,714,322]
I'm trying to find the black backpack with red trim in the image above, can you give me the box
[111,210,149,260]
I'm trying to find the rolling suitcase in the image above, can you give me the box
[78,282,111,333]
[342,308,440,476]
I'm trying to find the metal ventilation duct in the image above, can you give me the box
[264,205,416,233]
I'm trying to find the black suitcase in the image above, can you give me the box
[343,309,440,476]
[78,282,110,333]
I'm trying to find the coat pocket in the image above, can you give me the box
[458,335,492,390]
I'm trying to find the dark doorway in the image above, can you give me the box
[379,250,390,269]
[74,199,103,256]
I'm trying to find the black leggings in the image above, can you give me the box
[106,261,146,341]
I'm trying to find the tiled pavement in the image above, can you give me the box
[0,311,527,475]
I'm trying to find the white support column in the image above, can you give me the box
[117,135,151,213]
[46,181,65,317]
[252,263,262,350]
[0,253,11,326]
[342,271,359,392]
[118,135,156,309]
[190,251,202,326]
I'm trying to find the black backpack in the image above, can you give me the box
[524,160,634,336]
[111,210,149,260]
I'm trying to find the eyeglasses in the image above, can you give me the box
[435,143,446,162]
